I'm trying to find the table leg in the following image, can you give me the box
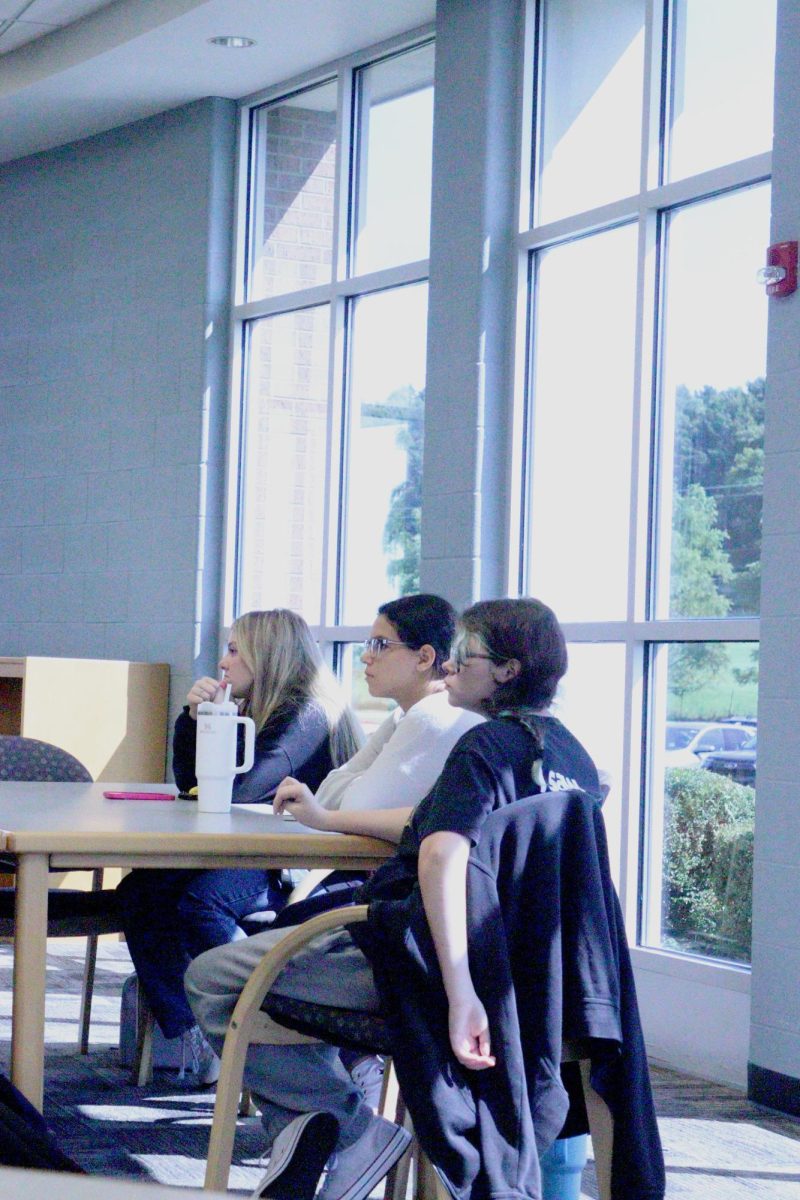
[11,852,49,1110]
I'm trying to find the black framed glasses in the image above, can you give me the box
[362,636,408,657]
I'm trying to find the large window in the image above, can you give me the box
[524,0,776,967]
[231,35,435,671]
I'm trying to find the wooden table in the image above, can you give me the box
[0,781,392,1110]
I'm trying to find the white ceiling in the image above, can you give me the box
[0,0,435,164]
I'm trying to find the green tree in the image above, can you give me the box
[669,484,733,707]
[381,388,424,594]
[670,483,733,617]
[673,378,764,612]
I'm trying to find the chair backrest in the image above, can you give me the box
[0,737,92,783]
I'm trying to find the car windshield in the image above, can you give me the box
[666,725,703,749]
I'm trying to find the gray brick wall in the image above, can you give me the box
[0,98,236,755]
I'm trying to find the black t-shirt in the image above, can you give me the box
[358,714,599,906]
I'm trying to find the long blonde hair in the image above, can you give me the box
[230,609,363,767]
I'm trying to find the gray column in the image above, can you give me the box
[420,0,525,610]
[748,0,800,1116]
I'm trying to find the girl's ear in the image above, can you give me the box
[496,658,521,683]
[416,643,437,672]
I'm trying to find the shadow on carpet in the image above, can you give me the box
[42,1044,266,1191]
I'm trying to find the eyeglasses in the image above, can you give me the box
[449,651,498,672]
[362,636,408,657]
[449,632,504,670]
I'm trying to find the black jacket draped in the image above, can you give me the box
[361,790,665,1200]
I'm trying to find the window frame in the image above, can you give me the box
[223,23,436,658]
[514,0,771,986]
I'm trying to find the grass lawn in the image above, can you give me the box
[668,641,758,721]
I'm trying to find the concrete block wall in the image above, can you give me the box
[254,104,336,296]
[748,0,800,1115]
[0,98,236,767]
[421,0,524,608]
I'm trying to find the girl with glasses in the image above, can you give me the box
[272,594,484,1110]
[278,593,484,819]
[186,598,601,1200]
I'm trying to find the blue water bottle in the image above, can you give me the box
[539,1133,589,1200]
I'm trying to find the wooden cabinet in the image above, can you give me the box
[0,657,170,782]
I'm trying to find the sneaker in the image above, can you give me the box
[317,1113,412,1200]
[178,1024,220,1086]
[349,1055,385,1113]
[250,1110,340,1200]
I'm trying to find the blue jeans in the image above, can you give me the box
[117,868,286,1038]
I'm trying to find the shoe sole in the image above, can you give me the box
[324,1125,412,1200]
[253,1111,340,1200]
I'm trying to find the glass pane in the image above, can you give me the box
[558,643,627,883]
[247,81,337,300]
[528,224,637,620]
[341,284,428,624]
[352,43,434,275]
[340,644,397,737]
[238,307,330,620]
[666,0,777,183]
[644,641,758,965]
[536,0,645,225]
[655,186,769,620]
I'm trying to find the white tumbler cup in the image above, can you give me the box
[195,700,256,813]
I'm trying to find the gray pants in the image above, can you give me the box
[184,926,380,1150]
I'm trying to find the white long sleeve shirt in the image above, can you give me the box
[316,690,484,813]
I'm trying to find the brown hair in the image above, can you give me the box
[458,597,567,716]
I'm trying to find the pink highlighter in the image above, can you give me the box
[103,791,176,801]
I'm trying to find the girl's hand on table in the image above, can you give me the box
[274,777,331,829]
[187,677,225,719]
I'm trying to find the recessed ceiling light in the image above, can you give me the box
[208,35,256,48]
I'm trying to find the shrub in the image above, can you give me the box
[662,767,754,962]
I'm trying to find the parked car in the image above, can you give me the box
[701,732,757,788]
[664,721,755,768]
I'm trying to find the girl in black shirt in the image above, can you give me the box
[186,598,599,1198]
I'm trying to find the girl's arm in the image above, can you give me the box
[417,830,496,1071]
[274,776,411,843]
[172,708,199,792]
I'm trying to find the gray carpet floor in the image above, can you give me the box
[0,939,799,1197]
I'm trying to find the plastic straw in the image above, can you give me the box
[224,684,232,703]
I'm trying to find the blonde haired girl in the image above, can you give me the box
[117,609,361,1082]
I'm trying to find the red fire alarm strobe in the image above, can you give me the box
[756,241,798,297]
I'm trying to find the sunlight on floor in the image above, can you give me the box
[659,1116,800,1172]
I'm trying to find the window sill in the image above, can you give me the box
[630,945,751,993]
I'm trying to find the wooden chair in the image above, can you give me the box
[201,906,614,1199]
[132,869,339,1086]
[0,736,122,1054]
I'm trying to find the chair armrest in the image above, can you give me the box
[228,904,370,1039]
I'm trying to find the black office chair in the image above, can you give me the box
[0,736,122,1053]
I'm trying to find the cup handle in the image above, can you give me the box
[234,716,256,774]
